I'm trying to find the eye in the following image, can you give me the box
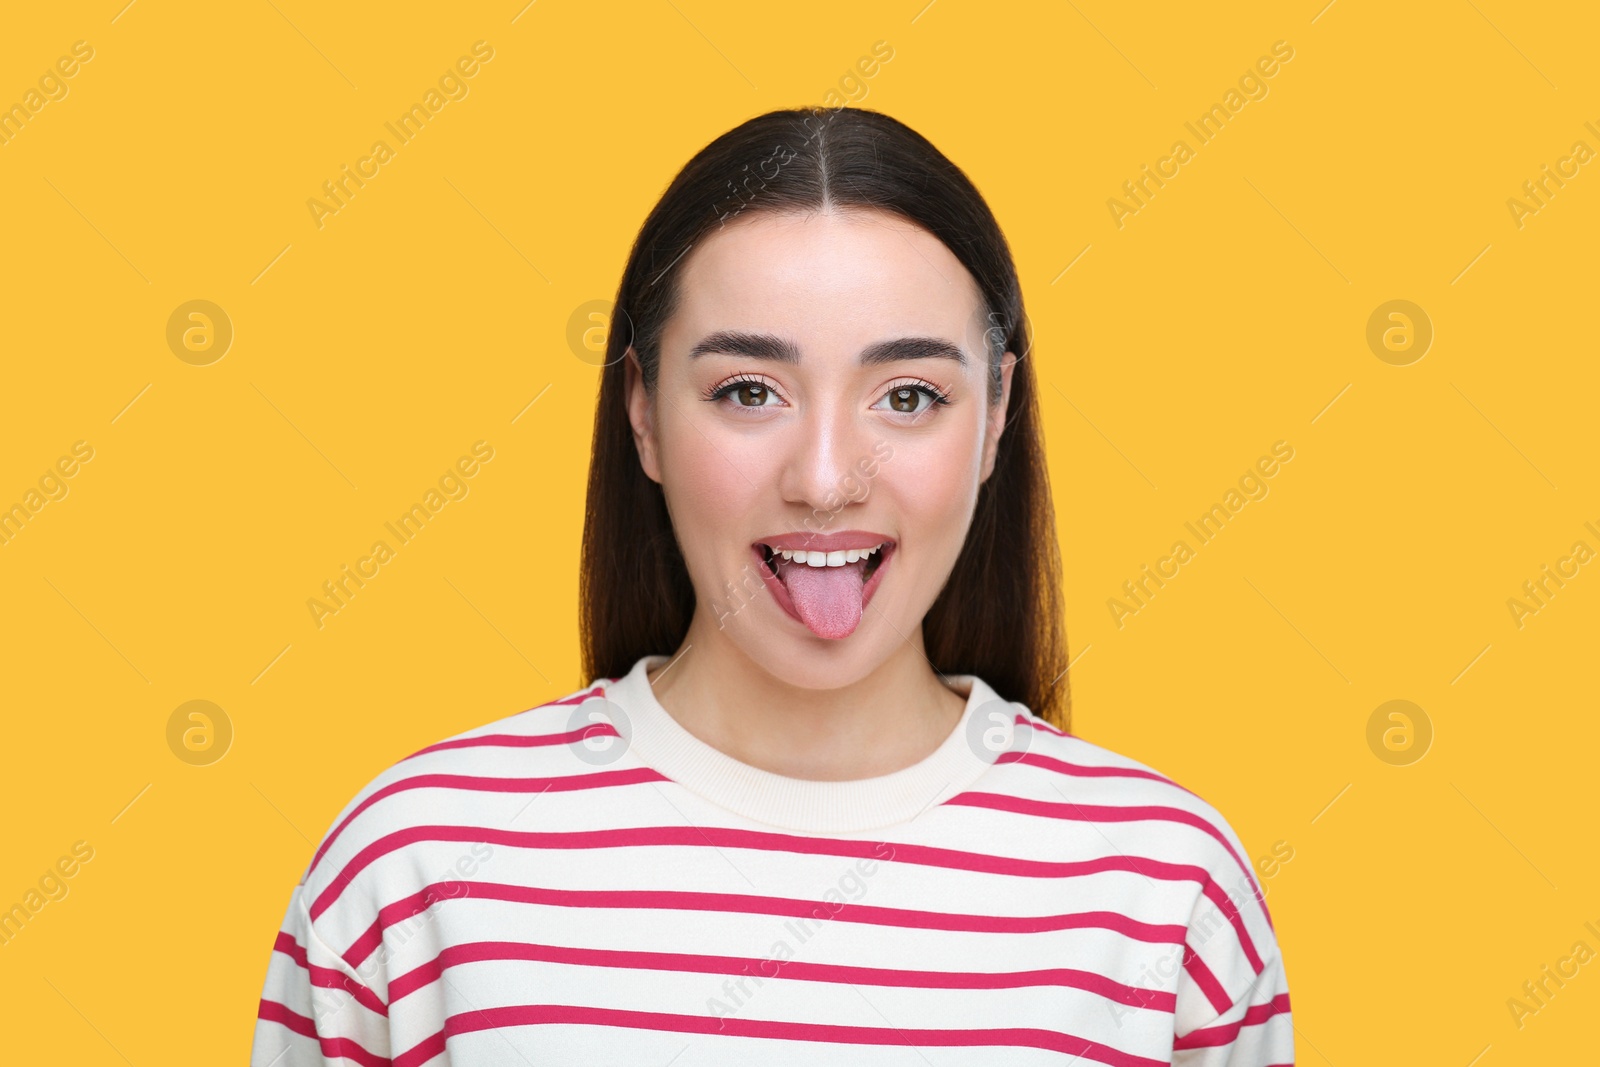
[703,375,785,410]
[873,379,952,417]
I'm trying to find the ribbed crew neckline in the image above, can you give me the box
[595,654,1010,835]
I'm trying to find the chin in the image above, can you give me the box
[731,631,892,691]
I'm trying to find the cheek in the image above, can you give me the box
[662,415,770,506]
[899,456,975,520]
[658,416,767,565]
[878,421,984,554]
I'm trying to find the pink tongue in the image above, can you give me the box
[781,559,866,639]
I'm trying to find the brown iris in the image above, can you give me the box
[887,387,922,412]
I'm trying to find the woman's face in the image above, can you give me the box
[625,207,1015,688]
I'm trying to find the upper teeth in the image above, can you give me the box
[774,543,885,567]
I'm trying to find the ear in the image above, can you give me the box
[623,345,663,484]
[979,350,1017,484]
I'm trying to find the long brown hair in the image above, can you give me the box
[579,106,1070,730]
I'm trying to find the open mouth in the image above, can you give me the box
[757,542,888,582]
[750,539,896,640]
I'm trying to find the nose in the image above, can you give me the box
[774,396,873,520]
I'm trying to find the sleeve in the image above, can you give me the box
[1172,940,1294,1065]
[250,882,392,1067]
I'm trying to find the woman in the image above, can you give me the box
[252,106,1293,1066]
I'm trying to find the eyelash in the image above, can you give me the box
[702,375,954,416]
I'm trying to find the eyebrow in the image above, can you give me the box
[687,331,967,367]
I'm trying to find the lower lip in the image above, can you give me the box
[750,542,895,636]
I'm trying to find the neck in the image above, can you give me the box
[646,611,967,781]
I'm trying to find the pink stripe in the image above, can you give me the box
[944,791,1267,923]
[402,723,611,760]
[306,766,664,876]
[396,1004,1166,1067]
[997,750,1200,797]
[1173,992,1292,1049]
[257,999,391,1067]
[388,939,1177,1012]
[274,931,388,1016]
[996,748,1278,936]
[398,688,604,761]
[1181,942,1231,1016]
[343,879,1186,971]
[1017,712,1072,738]
[1198,876,1263,974]
[339,878,479,971]
[343,920,388,973]
[393,1030,445,1067]
[311,823,1219,922]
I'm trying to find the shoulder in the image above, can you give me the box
[981,710,1286,989]
[970,705,1270,908]
[292,677,636,925]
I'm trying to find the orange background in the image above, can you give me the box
[1,1,1596,1062]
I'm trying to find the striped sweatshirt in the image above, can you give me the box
[252,653,1294,1065]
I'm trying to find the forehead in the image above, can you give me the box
[667,208,985,349]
